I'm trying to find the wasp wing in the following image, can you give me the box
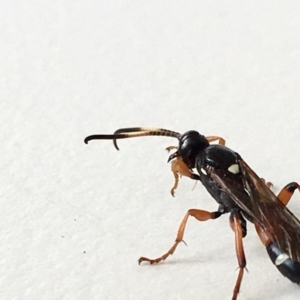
[209,158,300,262]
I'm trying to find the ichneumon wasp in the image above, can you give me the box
[84,127,300,300]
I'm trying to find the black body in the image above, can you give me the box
[172,131,300,284]
[84,127,300,288]
[267,243,300,283]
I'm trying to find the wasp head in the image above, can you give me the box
[168,130,209,169]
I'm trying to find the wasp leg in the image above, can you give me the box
[166,146,178,152]
[229,211,247,300]
[138,209,222,265]
[166,146,195,196]
[260,178,273,189]
[166,136,225,196]
[169,158,200,197]
[166,135,226,152]
[166,136,224,196]
[206,135,226,146]
[255,223,270,248]
[277,182,300,206]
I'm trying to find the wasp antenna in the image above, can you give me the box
[84,128,181,150]
[84,132,172,149]
[112,127,181,150]
[84,134,130,147]
[113,127,180,136]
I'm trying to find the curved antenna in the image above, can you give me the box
[84,127,181,150]
[113,127,178,135]
[112,127,180,150]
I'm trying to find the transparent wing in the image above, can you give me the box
[209,158,300,262]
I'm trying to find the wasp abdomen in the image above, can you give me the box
[266,242,300,284]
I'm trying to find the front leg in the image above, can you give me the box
[169,158,200,196]
[166,135,225,196]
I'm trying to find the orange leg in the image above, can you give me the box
[166,136,225,196]
[169,158,199,196]
[166,135,225,152]
[166,146,190,196]
[138,209,222,264]
[255,223,271,247]
[229,211,247,300]
[260,178,273,189]
[277,182,300,206]
[254,183,300,284]
[206,135,226,146]
[254,181,300,240]
[166,145,199,196]
[254,182,300,243]
[166,146,178,152]
[166,136,225,150]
